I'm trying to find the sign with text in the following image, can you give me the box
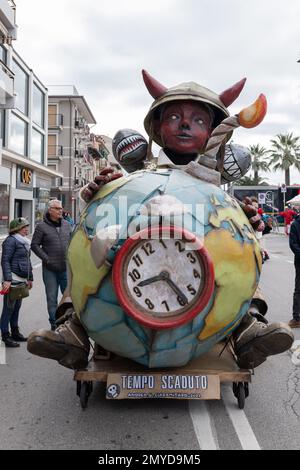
[106,373,220,400]
[16,166,33,190]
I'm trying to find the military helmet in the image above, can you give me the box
[9,217,30,234]
[142,70,246,148]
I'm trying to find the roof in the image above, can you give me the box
[49,95,97,124]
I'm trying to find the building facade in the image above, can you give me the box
[232,185,300,213]
[0,1,62,235]
[48,86,97,220]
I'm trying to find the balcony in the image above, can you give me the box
[74,118,90,135]
[48,113,64,129]
[74,149,83,159]
[0,0,17,44]
[0,58,14,108]
[48,145,63,160]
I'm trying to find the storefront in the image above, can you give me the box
[0,166,10,235]
[34,182,50,225]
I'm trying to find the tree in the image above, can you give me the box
[249,144,269,181]
[235,175,269,186]
[268,133,300,186]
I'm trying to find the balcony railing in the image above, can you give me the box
[0,0,17,43]
[0,58,14,108]
[48,114,64,128]
[48,145,63,158]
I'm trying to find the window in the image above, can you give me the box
[48,134,57,157]
[31,128,44,163]
[33,84,45,128]
[10,112,27,156]
[0,184,9,235]
[0,46,7,64]
[0,109,5,146]
[12,60,28,115]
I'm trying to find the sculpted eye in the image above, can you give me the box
[169,114,178,120]
[196,118,204,124]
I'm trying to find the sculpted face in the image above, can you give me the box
[158,101,213,155]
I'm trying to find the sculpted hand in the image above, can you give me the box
[82,167,123,203]
[241,197,264,232]
[27,281,33,290]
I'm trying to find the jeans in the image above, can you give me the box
[42,267,68,328]
[0,295,22,336]
[293,262,300,321]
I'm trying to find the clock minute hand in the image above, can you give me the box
[137,274,163,287]
[165,278,188,305]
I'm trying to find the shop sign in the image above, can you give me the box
[16,166,33,190]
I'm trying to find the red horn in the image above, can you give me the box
[219,78,247,107]
[142,69,168,99]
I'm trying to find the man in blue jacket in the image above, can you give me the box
[289,214,300,327]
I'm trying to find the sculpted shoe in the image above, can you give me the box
[288,319,300,328]
[11,327,27,342]
[233,312,294,369]
[27,313,90,370]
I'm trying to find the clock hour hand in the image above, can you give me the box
[137,274,163,287]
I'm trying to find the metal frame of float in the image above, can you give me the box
[74,341,252,410]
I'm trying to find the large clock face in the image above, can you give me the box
[113,227,215,329]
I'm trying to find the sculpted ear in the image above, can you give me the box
[142,69,167,99]
[219,78,247,107]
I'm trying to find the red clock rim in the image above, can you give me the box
[112,226,215,330]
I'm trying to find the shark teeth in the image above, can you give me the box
[116,135,146,159]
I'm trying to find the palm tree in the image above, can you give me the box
[249,144,269,181]
[235,175,269,186]
[268,133,300,186]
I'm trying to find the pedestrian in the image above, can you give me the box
[261,211,272,261]
[289,213,300,327]
[279,206,296,236]
[31,199,72,330]
[1,218,33,347]
[247,196,266,260]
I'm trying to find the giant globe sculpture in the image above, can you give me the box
[67,169,261,368]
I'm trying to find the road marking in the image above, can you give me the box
[0,341,6,365]
[269,253,293,264]
[222,385,260,450]
[189,401,219,450]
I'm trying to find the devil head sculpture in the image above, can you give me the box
[142,69,246,148]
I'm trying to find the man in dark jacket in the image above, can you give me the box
[31,200,72,330]
[289,214,300,327]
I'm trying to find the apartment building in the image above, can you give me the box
[48,86,97,220]
[0,0,62,235]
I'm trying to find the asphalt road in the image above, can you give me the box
[0,234,299,450]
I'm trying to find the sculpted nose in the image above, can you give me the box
[180,120,190,130]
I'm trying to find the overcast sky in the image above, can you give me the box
[15,0,300,184]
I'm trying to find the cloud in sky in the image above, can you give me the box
[15,0,300,183]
